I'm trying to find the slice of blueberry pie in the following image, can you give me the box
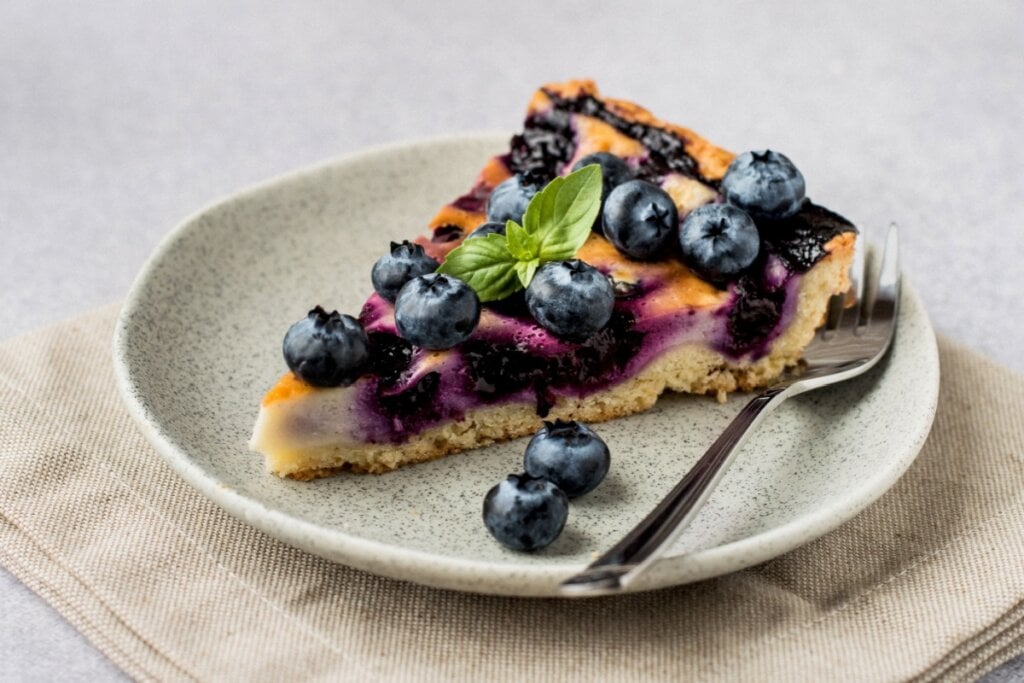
[250,79,856,479]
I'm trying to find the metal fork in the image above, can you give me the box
[560,226,901,596]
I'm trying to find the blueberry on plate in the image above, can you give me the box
[525,260,614,341]
[721,150,806,220]
[283,306,370,387]
[678,204,761,284]
[370,241,438,302]
[602,179,679,260]
[487,175,537,224]
[467,221,507,240]
[483,473,569,551]
[394,273,481,350]
[524,420,610,498]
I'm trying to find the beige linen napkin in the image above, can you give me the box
[2,303,1024,682]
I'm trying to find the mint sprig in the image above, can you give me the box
[434,232,520,300]
[436,164,602,301]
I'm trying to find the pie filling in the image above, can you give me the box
[260,82,855,448]
[349,204,846,444]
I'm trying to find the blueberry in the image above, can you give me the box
[394,273,481,349]
[487,175,537,224]
[572,153,634,235]
[371,241,438,302]
[525,260,614,341]
[467,221,507,240]
[282,306,369,387]
[483,473,568,551]
[485,288,530,318]
[678,204,761,283]
[571,152,633,200]
[721,150,806,219]
[524,420,610,498]
[601,179,679,260]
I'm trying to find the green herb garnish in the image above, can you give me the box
[437,164,602,301]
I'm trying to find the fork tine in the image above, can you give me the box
[835,230,867,333]
[866,224,900,328]
[822,294,845,335]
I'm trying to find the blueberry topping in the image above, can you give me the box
[725,276,785,357]
[467,221,507,240]
[678,204,761,284]
[431,225,463,243]
[525,260,614,341]
[364,332,413,385]
[507,109,575,185]
[758,201,855,272]
[377,372,441,420]
[370,241,438,302]
[486,175,537,224]
[540,91,701,181]
[482,473,568,551]
[572,152,633,200]
[571,152,634,234]
[721,150,806,220]
[461,309,643,415]
[601,179,679,260]
[282,306,369,387]
[464,341,545,397]
[394,273,481,350]
[484,288,531,318]
[523,420,610,498]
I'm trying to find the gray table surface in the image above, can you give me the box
[2,0,1022,679]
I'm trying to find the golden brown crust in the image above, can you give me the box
[600,96,735,181]
[268,238,854,479]
[530,79,735,181]
[427,78,735,252]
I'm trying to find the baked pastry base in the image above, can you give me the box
[252,233,853,479]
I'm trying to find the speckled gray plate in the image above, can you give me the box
[114,133,939,597]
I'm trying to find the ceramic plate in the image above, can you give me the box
[114,134,939,597]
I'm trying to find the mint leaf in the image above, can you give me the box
[536,164,602,260]
[436,233,521,302]
[505,222,539,261]
[435,164,604,301]
[554,164,602,227]
[513,259,539,288]
[521,175,562,235]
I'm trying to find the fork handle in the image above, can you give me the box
[560,386,791,596]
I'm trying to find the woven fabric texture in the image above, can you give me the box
[1,303,1022,682]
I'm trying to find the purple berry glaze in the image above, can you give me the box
[348,249,805,444]
[340,92,855,444]
[449,179,491,214]
[430,225,464,244]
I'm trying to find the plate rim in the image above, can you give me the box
[113,133,940,597]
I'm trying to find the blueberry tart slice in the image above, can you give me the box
[250,79,856,479]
